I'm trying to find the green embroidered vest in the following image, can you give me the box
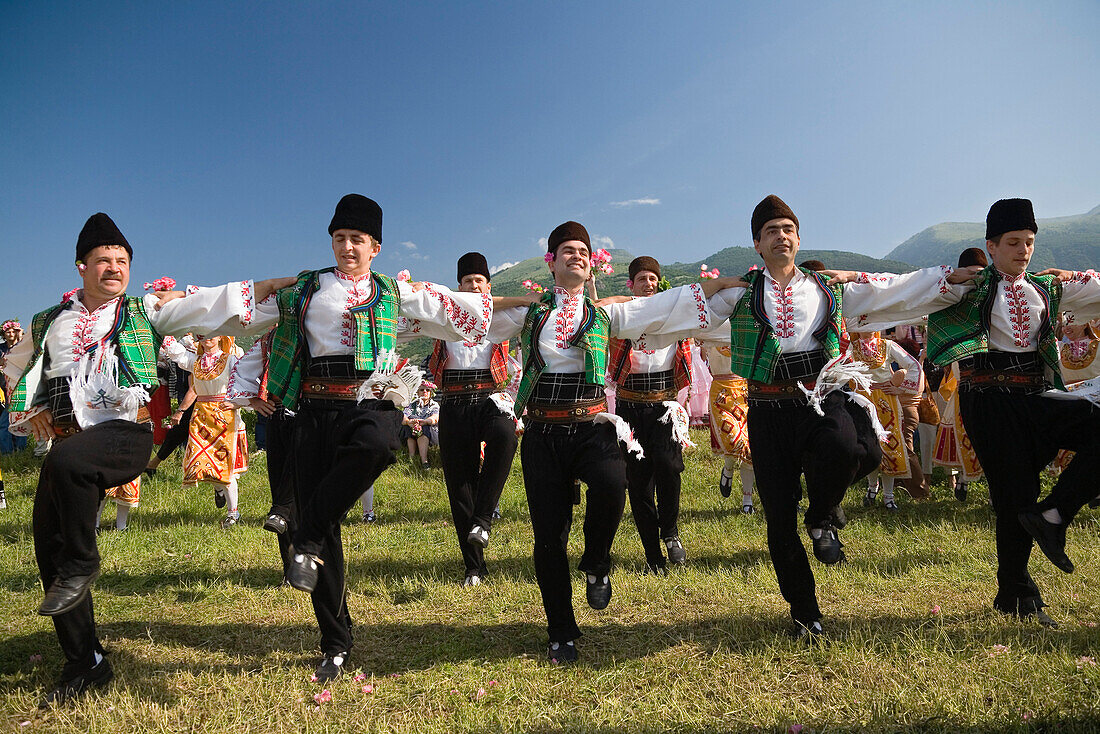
[265,268,401,409]
[926,265,1063,389]
[9,296,160,412]
[514,291,610,415]
[727,267,843,383]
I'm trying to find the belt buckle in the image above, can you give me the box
[573,407,584,416]
[996,374,1006,382]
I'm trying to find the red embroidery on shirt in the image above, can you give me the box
[1067,269,1099,284]
[691,283,708,327]
[70,299,117,360]
[1004,280,1032,348]
[338,275,373,348]
[770,279,796,339]
[552,287,580,348]
[240,281,255,325]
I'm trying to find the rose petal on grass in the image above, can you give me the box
[354,673,366,682]
[931,605,941,615]
[476,687,486,699]
[362,684,374,694]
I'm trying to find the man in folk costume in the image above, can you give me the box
[489,221,742,663]
[182,335,249,528]
[706,195,980,638]
[607,256,695,573]
[923,200,1100,618]
[424,252,518,587]
[227,329,298,582]
[237,194,493,681]
[2,213,291,707]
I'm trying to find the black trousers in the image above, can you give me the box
[747,392,880,625]
[266,408,298,576]
[616,401,684,568]
[156,403,194,459]
[520,421,628,643]
[960,389,1100,613]
[32,420,152,677]
[438,397,518,575]
[291,398,401,655]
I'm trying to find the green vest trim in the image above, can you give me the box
[9,296,160,412]
[726,268,843,383]
[926,266,1064,389]
[514,291,610,415]
[265,269,402,410]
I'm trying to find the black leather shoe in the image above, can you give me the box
[664,536,687,565]
[286,551,322,593]
[547,640,578,665]
[1089,495,1100,510]
[214,488,227,509]
[586,574,612,610]
[143,467,157,478]
[1024,608,1059,629]
[467,524,490,548]
[718,468,733,498]
[791,621,825,643]
[645,562,668,576]
[1018,510,1074,573]
[809,525,845,565]
[263,513,288,535]
[314,651,348,682]
[954,482,968,503]
[39,570,101,616]
[39,658,113,709]
[829,505,847,530]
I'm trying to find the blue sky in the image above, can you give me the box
[2,1,1098,322]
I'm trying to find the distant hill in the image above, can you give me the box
[887,204,1100,270]
[488,247,913,297]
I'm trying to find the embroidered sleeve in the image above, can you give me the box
[607,283,714,345]
[843,265,967,333]
[396,281,491,343]
[226,342,265,406]
[888,341,923,393]
[6,406,46,436]
[146,281,278,339]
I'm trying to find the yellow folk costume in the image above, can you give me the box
[932,363,983,482]
[849,335,911,479]
[182,337,248,512]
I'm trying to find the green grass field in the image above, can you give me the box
[1,431,1099,733]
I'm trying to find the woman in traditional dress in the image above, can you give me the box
[848,331,922,511]
[700,338,755,514]
[182,335,248,528]
[1047,316,1100,478]
[932,362,984,501]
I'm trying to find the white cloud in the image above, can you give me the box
[592,235,614,249]
[536,236,548,251]
[610,197,660,208]
[400,241,418,250]
[490,261,518,275]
